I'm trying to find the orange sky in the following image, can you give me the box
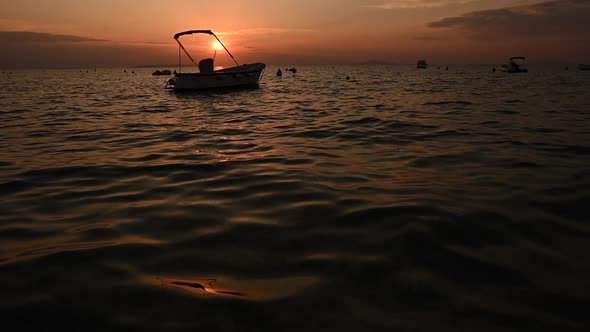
[1,0,589,68]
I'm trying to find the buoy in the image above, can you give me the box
[277,69,283,77]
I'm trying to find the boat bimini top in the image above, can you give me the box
[173,30,239,73]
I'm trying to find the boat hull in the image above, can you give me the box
[496,65,528,73]
[168,63,265,91]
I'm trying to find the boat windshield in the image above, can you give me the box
[509,57,526,65]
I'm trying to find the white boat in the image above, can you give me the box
[416,60,428,69]
[165,30,265,91]
[496,57,528,73]
[578,64,590,71]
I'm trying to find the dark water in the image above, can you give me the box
[1,65,589,331]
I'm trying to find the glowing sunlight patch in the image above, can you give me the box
[147,275,319,301]
[212,40,223,50]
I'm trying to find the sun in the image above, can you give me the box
[212,41,223,50]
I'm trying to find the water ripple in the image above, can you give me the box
[1,65,589,331]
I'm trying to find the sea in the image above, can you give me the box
[1,65,589,331]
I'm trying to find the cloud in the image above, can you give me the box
[217,28,314,37]
[412,35,446,41]
[428,0,590,39]
[0,31,175,68]
[0,31,107,44]
[367,0,475,10]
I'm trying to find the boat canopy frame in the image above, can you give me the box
[174,30,240,73]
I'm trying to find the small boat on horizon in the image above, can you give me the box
[578,64,590,71]
[416,60,428,69]
[165,30,265,91]
[152,69,172,76]
[496,57,528,73]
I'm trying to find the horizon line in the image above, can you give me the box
[2,62,584,70]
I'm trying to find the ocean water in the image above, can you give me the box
[1,65,589,331]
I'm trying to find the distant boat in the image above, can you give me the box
[165,30,265,91]
[416,60,428,69]
[496,57,528,73]
[152,69,172,76]
[578,64,590,71]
